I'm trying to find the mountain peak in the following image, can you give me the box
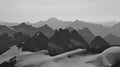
[19,22,28,26]
[43,24,51,28]
[90,36,110,53]
[78,27,95,44]
[74,20,85,23]
[47,17,60,22]
[39,24,54,38]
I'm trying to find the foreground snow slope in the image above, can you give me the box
[15,49,87,67]
[1,46,120,67]
[87,46,120,67]
[0,46,21,64]
[15,47,120,67]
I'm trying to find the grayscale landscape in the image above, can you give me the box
[0,0,120,67]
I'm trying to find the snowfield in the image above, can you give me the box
[0,46,120,67]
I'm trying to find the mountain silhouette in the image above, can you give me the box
[104,33,120,46]
[17,31,49,52]
[50,29,89,51]
[0,32,31,55]
[11,23,38,36]
[78,27,95,44]
[0,21,18,26]
[69,20,110,37]
[0,33,11,55]
[0,25,14,35]
[32,17,72,29]
[110,23,120,36]
[38,24,55,38]
[90,36,110,53]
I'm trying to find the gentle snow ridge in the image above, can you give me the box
[1,46,120,67]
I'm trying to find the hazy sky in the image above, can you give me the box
[0,0,120,23]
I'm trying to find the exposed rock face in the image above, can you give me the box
[104,33,120,46]
[78,27,95,44]
[38,24,55,38]
[11,23,38,36]
[90,36,110,53]
[17,31,49,52]
[0,25,14,35]
[50,29,89,51]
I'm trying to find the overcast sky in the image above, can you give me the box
[0,0,120,23]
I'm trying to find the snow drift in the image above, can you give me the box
[1,46,120,67]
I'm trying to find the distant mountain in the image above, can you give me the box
[32,17,72,29]
[0,32,31,55]
[0,25,14,35]
[90,36,110,53]
[11,23,38,36]
[69,20,110,37]
[38,24,55,38]
[102,21,118,27]
[110,23,120,36]
[0,21,18,26]
[17,31,49,52]
[50,29,89,51]
[104,33,120,45]
[78,27,95,44]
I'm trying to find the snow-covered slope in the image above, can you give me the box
[86,46,120,67]
[1,46,120,67]
[0,45,21,64]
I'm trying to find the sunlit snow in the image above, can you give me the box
[1,46,120,67]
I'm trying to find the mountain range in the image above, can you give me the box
[0,18,119,47]
[0,18,120,67]
[1,17,120,37]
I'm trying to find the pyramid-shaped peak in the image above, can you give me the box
[91,36,109,45]
[93,36,103,40]
[40,24,54,30]
[19,22,28,26]
[47,17,60,21]
[74,20,85,23]
[43,24,50,28]
[90,36,110,53]
[17,22,32,28]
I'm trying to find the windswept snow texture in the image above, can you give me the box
[15,49,96,67]
[86,46,120,67]
[1,46,120,67]
[0,45,21,64]
[15,47,120,67]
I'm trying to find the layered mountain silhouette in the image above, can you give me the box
[32,17,72,29]
[78,27,95,44]
[0,21,18,26]
[0,32,30,55]
[0,17,120,56]
[11,23,38,36]
[89,36,110,53]
[110,23,120,36]
[0,25,14,35]
[10,23,55,38]
[50,29,89,51]
[38,24,55,38]
[17,31,49,52]
[69,20,110,37]
[0,18,120,37]
[104,33,120,46]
